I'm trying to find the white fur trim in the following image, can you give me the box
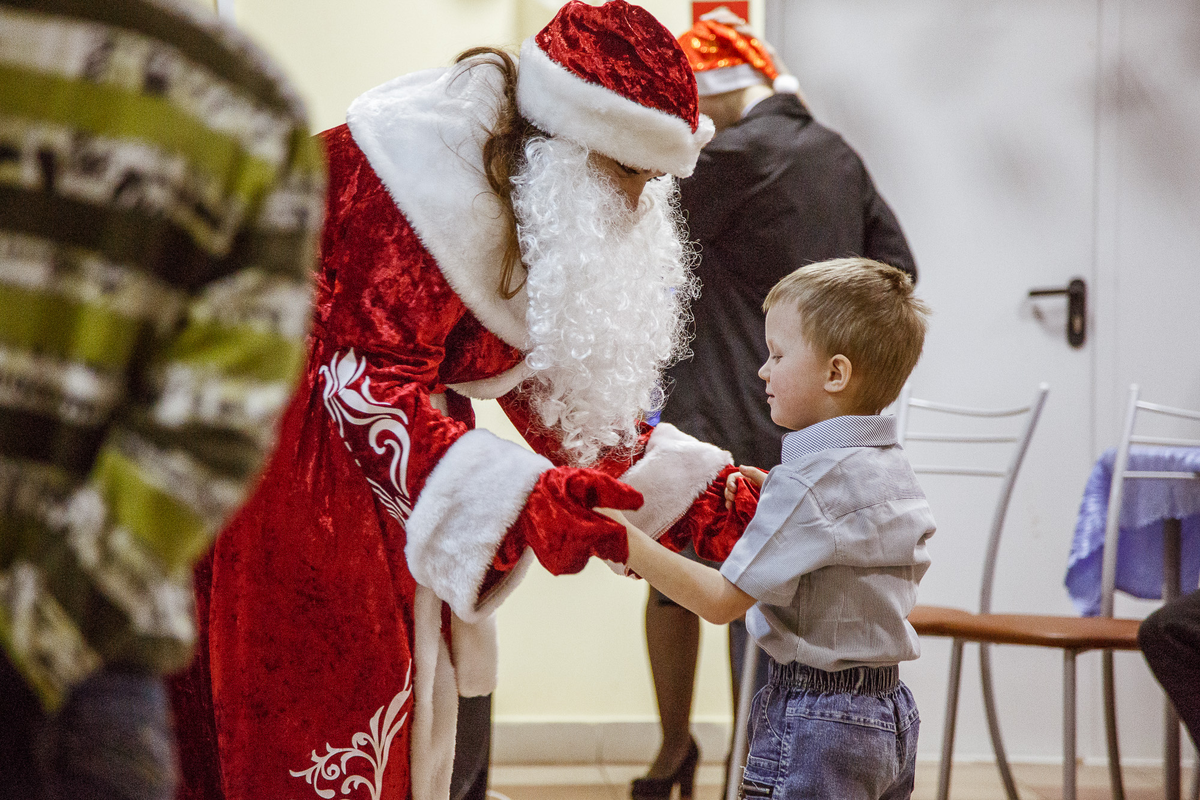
[347,65,530,350]
[409,585,458,800]
[694,63,770,97]
[619,423,731,540]
[405,429,550,622]
[773,74,801,95]
[447,362,532,400]
[451,613,501,698]
[517,39,715,178]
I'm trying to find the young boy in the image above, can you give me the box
[605,257,935,799]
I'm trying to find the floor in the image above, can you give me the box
[488,761,1194,800]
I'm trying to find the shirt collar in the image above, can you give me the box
[780,415,898,464]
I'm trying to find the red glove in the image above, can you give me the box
[702,468,759,561]
[494,467,644,575]
[661,465,760,562]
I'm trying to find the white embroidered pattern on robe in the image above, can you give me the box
[288,664,412,800]
[319,348,414,520]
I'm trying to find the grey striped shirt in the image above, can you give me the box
[721,415,936,671]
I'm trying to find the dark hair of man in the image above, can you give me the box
[454,46,544,299]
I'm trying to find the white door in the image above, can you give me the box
[1093,0,1200,771]
[767,0,1199,768]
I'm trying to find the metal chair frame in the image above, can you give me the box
[1099,384,1200,800]
[899,383,1051,800]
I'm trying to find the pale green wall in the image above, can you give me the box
[218,0,763,726]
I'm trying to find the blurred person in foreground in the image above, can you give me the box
[170,3,759,800]
[636,9,919,795]
[0,0,324,798]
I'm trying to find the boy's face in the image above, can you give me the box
[759,304,838,431]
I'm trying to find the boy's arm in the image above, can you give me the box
[600,509,757,625]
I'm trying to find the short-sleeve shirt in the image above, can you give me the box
[720,415,935,672]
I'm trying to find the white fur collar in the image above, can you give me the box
[346,65,530,350]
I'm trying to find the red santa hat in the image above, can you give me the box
[516,0,715,178]
[678,12,801,97]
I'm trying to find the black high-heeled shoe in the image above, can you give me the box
[630,737,700,800]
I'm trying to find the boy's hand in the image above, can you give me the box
[595,507,649,578]
[725,465,768,509]
[593,507,631,528]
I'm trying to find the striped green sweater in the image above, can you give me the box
[0,0,324,709]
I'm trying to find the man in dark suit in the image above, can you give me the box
[635,11,918,791]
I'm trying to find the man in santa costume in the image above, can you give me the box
[170,3,758,800]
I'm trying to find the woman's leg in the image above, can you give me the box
[643,586,701,778]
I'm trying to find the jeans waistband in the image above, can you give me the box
[768,661,900,696]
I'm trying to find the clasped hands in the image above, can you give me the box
[597,464,766,565]
[499,464,764,577]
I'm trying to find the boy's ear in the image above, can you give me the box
[825,354,852,393]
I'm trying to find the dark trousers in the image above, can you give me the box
[1139,588,1200,748]
[450,693,492,800]
[0,653,177,800]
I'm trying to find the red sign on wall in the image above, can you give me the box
[692,2,750,25]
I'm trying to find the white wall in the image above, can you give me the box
[223,0,764,132]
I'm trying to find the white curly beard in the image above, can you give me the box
[512,137,698,467]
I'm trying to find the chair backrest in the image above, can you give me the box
[1099,384,1200,617]
[896,383,1050,614]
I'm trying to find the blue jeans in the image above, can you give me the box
[1,654,176,800]
[739,661,919,800]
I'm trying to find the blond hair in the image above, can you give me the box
[763,257,930,413]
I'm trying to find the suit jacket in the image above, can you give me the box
[662,93,917,470]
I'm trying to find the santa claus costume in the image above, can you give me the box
[170,3,756,800]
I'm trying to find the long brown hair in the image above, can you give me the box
[454,46,543,299]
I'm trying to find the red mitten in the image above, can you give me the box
[660,465,760,562]
[697,470,759,562]
[494,467,644,575]
[658,464,736,555]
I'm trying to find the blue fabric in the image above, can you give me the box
[740,661,919,799]
[39,670,176,800]
[1,662,177,800]
[1065,446,1200,617]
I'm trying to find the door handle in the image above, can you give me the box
[1028,278,1086,348]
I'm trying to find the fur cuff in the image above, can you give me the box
[409,586,458,800]
[406,430,550,622]
[619,423,731,539]
[451,613,501,698]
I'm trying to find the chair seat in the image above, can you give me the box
[909,604,1141,651]
[908,604,977,637]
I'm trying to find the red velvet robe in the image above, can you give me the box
[172,63,733,800]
